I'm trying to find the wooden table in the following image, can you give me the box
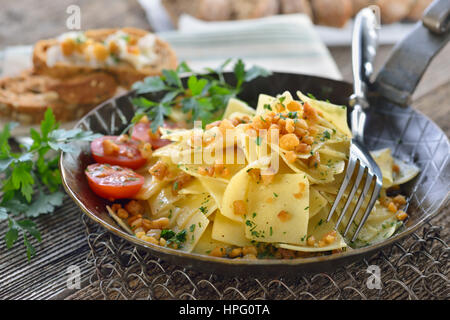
[0,0,448,300]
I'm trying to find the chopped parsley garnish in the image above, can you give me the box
[320,131,331,141]
[160,229,187,247]
[121,34,131,42]
[287,111,297,119]
[160,230,176,239]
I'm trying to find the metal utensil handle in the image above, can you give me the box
[350,8,379,142]
[374,0,450,107]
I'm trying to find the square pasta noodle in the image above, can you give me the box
[309,187,328,218]
[180,211,210,252]
[173,193,217,232]
[178,179,205,195]
[197,176,227,212]
[148,185,183,218]
[371,148,394,188]
[296,91,352,138]
[222,98,255,119]
[278,207,347,252]
[244,173,310,245]
[256,93,276,115]
[134,174,168,200]
[212,211,253,247]
[193,223,229,255]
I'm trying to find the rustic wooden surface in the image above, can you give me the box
[0,0,448,300]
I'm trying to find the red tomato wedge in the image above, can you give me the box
[131,122,179,149]
[90,136,146,170]
[85,163,144,201]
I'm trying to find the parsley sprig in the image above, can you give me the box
[0,109,101,259]
[131,59,271,131]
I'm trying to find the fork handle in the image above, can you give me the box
[350,8,379,108]
[350,8,379,141]
[373,0,450,106]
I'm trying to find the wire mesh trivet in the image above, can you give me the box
[81,209,449,300]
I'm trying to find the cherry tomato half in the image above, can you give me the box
[85,163,144,201]
[90,135,146,170]
[131,121,180,149]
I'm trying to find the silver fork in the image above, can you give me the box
[326,8,383,242]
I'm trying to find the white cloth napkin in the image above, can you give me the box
[158,14,342,80]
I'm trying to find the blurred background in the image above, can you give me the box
[0,0,448,131]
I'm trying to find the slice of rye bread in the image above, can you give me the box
[0,69,118,124]
[33,27,178,88]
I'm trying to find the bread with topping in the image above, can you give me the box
[0,69,117,124]
[33,27,177,88]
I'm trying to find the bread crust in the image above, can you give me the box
[351,0,376,16]
[0,69,116,124]
[230,0,279,20]
[33,27,178,88]
[311,0,353,27]
[162,0,232,25]
[280,0,313,19]
[406,0,432,20]
[376,0,414,24]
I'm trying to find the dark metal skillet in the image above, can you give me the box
[60,0,449,277]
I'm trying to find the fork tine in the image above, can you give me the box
[327,157,357,222]
[343,170,373,237]
[334,163,366,229]
[351,178,383,242]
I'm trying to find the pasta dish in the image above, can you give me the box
[84,90,419,259]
